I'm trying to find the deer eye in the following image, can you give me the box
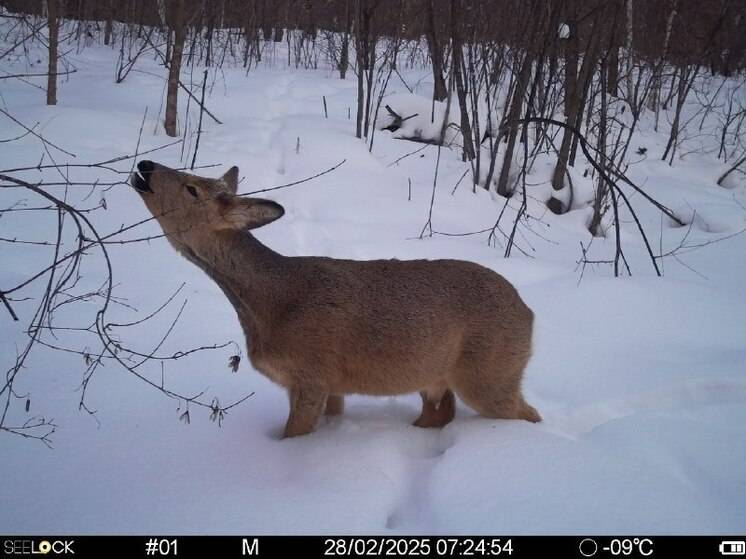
[185,184,199,198]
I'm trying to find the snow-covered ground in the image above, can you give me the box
[1,36,745,535]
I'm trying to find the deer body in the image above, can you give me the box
[132,161,541,437]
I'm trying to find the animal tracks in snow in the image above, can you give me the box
[542,376,746,439]
[258,73,295,176]
[384,426,457,531]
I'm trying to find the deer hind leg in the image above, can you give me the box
[324,394,344,416]
[472,394,541,423]
[413,382,456,428]
[284,386,327,438]
[451,368,541,424]
[450,340,541,423]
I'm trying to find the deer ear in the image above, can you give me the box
[216,196,285,230]
[221,166,239,194]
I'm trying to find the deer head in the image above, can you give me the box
[130,160,284,252]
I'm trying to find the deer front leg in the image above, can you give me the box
[284,386,327,438]
[325,394,344,416]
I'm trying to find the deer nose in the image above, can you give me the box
[131,160,155,193]
[137,160,155,177]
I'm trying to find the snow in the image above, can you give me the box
[375,92,458,145]
[1,31,746,535]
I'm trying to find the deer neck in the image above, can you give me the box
[182,230,287,338]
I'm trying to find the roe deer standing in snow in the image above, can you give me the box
[131,161,541,437]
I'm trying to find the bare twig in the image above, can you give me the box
[190,69,208,170]
[242,159,347,196]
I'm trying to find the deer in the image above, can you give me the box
[130,160,541,437]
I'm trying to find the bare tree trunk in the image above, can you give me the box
[46,0,59,106]
[302,0,316,38]
[550,17,601,213]
[364,37,376,138]
[563,20,577,117]
[164,0,186,138]
[157,0,168,27]
[355,0,366,139]
[158,0,171,65]
[339,0,351,79]
[571,26,606,166]
[535,41,558,150]
[274,1,286,43]
[451,0,474,161]
[590,57,609,236]
[260,0,272,40]
[496,1,559,196]
[496,55,531,196]
[650,1,678,129]
[662,3,678,64]
[607,45,619,96]
[205,4,214,68]
[625,0,634,105]
[662,64,698,163]
[351,0,378,139]
[104,0,114,46]
[356,64,364,138]
[425,0,447,102]
[244,1,257,67]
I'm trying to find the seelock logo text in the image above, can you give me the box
[3,540,75,556]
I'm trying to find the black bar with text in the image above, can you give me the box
[2,536,744,558]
